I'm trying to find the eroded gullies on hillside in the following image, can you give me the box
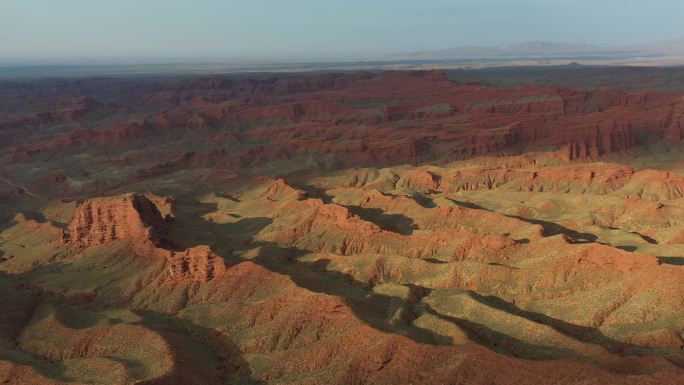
[1,154,683,384]
[5,70,684,198]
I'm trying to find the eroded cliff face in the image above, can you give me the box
[61,193,168,247]
[166,245,226,282]
[3,70,684,385]
[62,193,225,283]
[3,165,684,385]
[4,70,684,178]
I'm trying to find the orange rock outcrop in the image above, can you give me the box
[62,193,225,283]
[62,193,168,247]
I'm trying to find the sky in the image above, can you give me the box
[2,0,684,64]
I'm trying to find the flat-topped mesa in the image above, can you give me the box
[62,193,169,248]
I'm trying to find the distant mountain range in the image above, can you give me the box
[390,40,684,61]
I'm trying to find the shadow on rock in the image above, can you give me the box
[447,198,598,243]
[658,256,684,266]
[345,205,417,235]
[163,196,273,259]
[133,310,264,385]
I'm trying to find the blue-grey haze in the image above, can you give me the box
[2,0,683,64]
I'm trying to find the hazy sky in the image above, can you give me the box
[2,0,684,63]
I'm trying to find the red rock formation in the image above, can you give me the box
[62,193,168,247]
[4,70,684,172]
[167,245,226,282]
[62,193,226,283]
[4,71,684,385]
[327,162,684,201]
[618,169,684,201]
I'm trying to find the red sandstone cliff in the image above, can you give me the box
[62,193,225,283]
[3,71,684,171]
[62,193,169,247]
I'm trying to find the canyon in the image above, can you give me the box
[1,67,684,384]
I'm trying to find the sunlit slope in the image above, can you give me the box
[1,154,683,384]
